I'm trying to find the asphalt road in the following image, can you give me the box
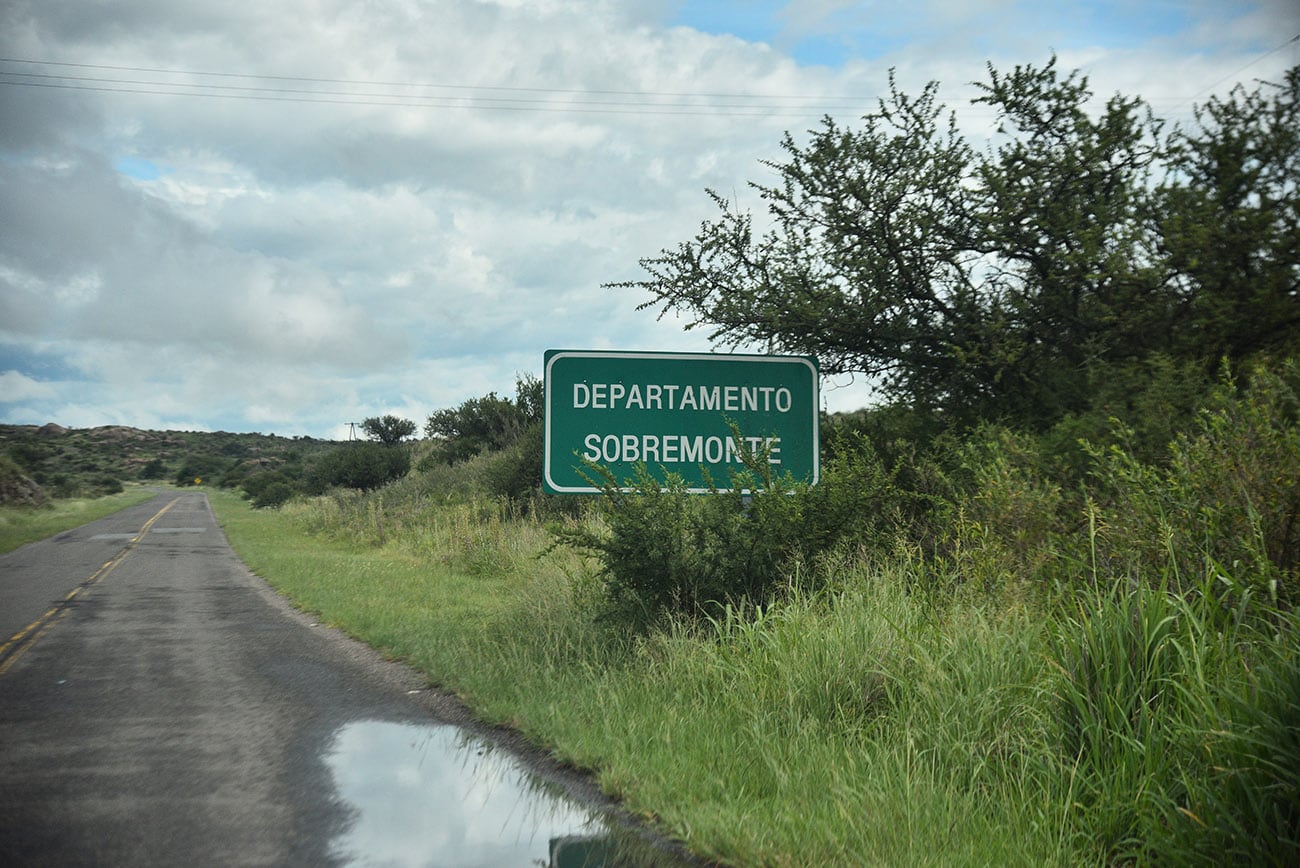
[0,491,673,867]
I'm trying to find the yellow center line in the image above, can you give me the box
[0,496,181,676]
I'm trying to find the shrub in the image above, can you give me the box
[550,434,903,630]
[478,421,543,500]
[139,457,168,479]
[173,454,234,487]
[424,376,541,465]
[252,481,295,509]
[89,473,123,496]
[1086,361,1300,606]
[1041,355,1215,483]
[927,426,1067,592]
[242,470,297,504]
[305,442,410,493]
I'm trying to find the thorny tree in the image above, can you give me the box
[614,59,1300,431]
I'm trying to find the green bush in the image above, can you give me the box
[1086,361,1300,607]
[551,464,734,629]
[173,454,234,487]
[1041,355,1215,482]
[916,426,1068,594]
[89,473,123,496]
[252,481,295,509]
[305,442,410,493]
[139,457,168,479]
[478,421,543,500]
[242,470,297,505]
[551,435,903,630]
[424,376,541,465]
[6,441,49,473]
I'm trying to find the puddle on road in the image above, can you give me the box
[326,720,663,867]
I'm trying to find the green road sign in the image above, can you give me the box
[544,350,819,493]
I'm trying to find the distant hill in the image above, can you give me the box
[0,424,338,504]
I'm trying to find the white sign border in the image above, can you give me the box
[543,350,820,494]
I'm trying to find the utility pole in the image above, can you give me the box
[346,421,361,441]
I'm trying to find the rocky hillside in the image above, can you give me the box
[0,423,337,505]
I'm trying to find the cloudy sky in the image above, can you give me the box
[3,1,1298,439]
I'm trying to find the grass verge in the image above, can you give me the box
[211,468,1299,867]
[211,488,1087,866]
[0,486,157,554]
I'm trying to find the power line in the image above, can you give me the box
[0,57,871,116]
[0,58,999,122]
[5,69,843,107]
[1185,32,1300,101]
[0,56,868,101]
[4,48,1293,121]
[0,76,860,118]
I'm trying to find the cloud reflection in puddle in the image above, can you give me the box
[326,720,603,867]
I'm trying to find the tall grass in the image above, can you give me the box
[1043,573,1300,865]
[209,362,1299,865]
[216,488,1078,864]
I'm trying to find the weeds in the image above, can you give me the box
[208,357,1300,866]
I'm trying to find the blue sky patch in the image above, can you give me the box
[113,156,163,180]
[669,0,877,66]
[672,0,785,44]
[0,343,83,384]
[668,0,1202,67]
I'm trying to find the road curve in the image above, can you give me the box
[0,491,668,867]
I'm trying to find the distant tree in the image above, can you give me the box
[305,443,410,493]
[514,373,544,426]
[139,457,168,479]
[241,469,295,504]
[251,481,295,509]
[361,414,417,446]
[89,474,123,496]
[173,454,233,487]
[424,375,542,464]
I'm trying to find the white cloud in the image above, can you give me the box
[1,0,1296,435]
[0,371,59,402]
